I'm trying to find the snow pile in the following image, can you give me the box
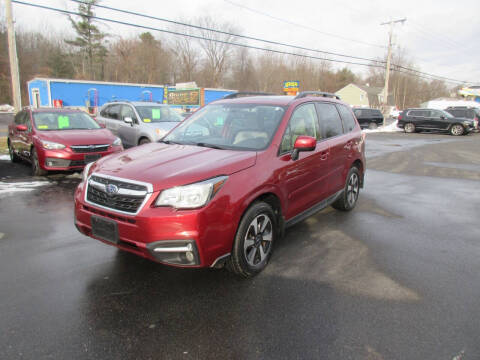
[362,121,402,133]
[0,104,14,112]
[0,181,50,196]
[0,155,11,161]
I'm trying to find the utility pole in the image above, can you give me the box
[5,0,22,112]
[381,18,406,126]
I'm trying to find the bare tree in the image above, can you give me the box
[195,16,237,88]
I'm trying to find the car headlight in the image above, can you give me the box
[82,161,95,182]
[41,140,66,149]
[155,176,228,209]
[113,137,122,146]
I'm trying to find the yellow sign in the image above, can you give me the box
[167,89,200,106]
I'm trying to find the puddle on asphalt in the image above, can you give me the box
[424,161,480,172]
[273,224,420,302]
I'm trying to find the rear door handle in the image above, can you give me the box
[320,151,328,161]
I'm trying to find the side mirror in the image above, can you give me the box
[99,123,106,128]
[440,115,446,119]
[124,117,133,125]
[16,124,28,132]
[291,135,316,161]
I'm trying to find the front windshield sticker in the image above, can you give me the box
[38,125,48,129]
[152,109,161,119]
[215,117,224,126]
[58,116,70,129]
[144,118,151,123]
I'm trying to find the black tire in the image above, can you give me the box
[7,139,20,163]
[449,124,464,136]
[227,201,276,278]
[404,123,416,133]
[138,138,151,145]
[368,122,378,130]
[332,167,360,212]
[31,148,47,176]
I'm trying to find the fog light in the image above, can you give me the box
[146,240,199,266]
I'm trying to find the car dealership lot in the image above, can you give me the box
[1,132,479,359]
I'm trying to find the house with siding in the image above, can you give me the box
[335,83,394,108]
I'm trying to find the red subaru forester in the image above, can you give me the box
[8,108,123,175]
[74,92,366,277]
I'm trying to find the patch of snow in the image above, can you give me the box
[0,155,11,161]
[0,104,14,112]
[0,181,50,196]
[363,120,402,133]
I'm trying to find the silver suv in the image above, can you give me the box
[96,101,182,147]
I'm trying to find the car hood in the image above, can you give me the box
[36,129,116,146]
[92,143,257,191]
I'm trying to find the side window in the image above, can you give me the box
[337,104,357,133]
[120,105,137,122]
[373,110,383,117]
[14,111,25,124]
[107,104,121,120]
[429,110,442,118]
[25,112,32,131]
[316,103,344,139]
[353,109,362,118]
[280,103,320,153]
[100,106,109,117]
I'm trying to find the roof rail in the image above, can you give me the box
[294,91,341,100]
[223,91,276,99]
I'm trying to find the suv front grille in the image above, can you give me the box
[86,175,150,214]
[71,144,110,153]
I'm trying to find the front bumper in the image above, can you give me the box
[74,182,235,268]
[39,146,123,171]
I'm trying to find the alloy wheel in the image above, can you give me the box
[347,173,359,207]
[243,214,273,267]
[451,125,464,136]
[405,123,415,133]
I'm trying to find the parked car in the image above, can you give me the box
[96,101,182,147]
[444,106,479,130]
[74,92,366,277]
[397,108,475,136]
[353,108,384,129]
[7,108,123,176]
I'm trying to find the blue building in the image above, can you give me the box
[27,78,236,112]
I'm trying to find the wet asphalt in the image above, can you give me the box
[1,132,479,360]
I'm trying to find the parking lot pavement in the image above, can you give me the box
[1,132,479,359]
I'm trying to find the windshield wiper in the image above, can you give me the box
[195,142,226,150]
[160,140,184,145]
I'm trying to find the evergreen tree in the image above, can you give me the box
[65,0,107,80]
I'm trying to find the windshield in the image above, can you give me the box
[33,112,100,131]
[135,106,182,123]
[163,103,286,150]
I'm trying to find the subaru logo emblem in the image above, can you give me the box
[106,184,119,195]
[89,145,95,151]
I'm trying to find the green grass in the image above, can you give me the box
[0,137,8,155]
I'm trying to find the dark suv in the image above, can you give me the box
[397,108,475,136]
[353,108,384,129]
[444,107,479,130]
[74,92,366,277]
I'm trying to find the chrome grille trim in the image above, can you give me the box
[71,144,110,153]
[84,173,154,216]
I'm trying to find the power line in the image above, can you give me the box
[68,0,473,84]
[68,0,386,65]
[223,0,386,49]
[10,0,383,68]
[11,0,472,85]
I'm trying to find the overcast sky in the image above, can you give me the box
[8,0,480,85]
